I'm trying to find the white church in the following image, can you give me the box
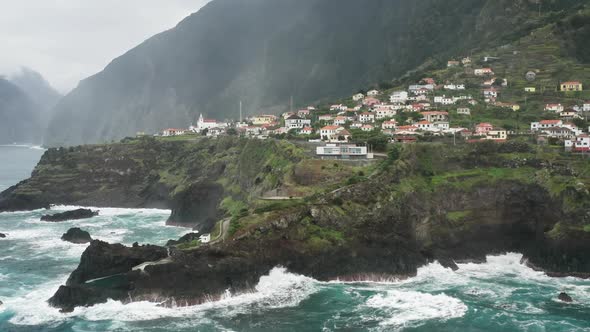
[190,114,227,132]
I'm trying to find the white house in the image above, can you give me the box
[474,68,494,76]
[531,120,563,131]
[584,102,590,112]
[361,124,375,132]
[319,114,335,122]
[563,123,583,136]
[382,120,397,130]
[320,126,350,142]
[483,88,498,98]
[352,93,365,101]
[560,110,582,121]
[545,104,564,113]
[457,107,471,115]
[162,128,186,137]
[416,120,436,132]
[350,122,363,129]
[299,127,313,135]
[333,116,348,126]
[367,89,380,96]
[409,84,434,93]
[541,127,574,139]
[285,115,311,130]
[565,135,590,152]
[484,129,507,141]
[434,122,450,130]
[199,234,211,244]
[434,96,455,105]
[359,112,376,123]
[330,104,348,111]
[389,91,408,104]
[375,108,396,120]
[444,83,466,90]
[421,111,449,123]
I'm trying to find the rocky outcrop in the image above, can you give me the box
[0,233,6,238]
[42,209,98,222]
[558,292,573,303]
[61,228,92,244]
[49,240,168,311]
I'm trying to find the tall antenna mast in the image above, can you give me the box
[290,95,294,113]
[239,100,243,122]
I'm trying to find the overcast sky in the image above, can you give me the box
[0,0,211,93]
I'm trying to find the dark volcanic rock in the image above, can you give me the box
[61,228,92,244]
[64,240,168,286]
[49,240,168,311]
[0,233,6,238]
[558,292,573,303]
[41,209,98,222]
[166,233,199,247]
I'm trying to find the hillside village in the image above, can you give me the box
[157,57,589,156]
[156,19,590,156]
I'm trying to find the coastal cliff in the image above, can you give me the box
[0,137,304,231]
[2,138,589,311]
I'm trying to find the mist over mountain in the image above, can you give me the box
[10,67,62,122]
[0,78,44,144]
[45,0,587,146]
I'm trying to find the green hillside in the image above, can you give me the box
[381,6,590,131]
[45,0,590,146]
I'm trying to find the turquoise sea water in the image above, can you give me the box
[0,146,589,331]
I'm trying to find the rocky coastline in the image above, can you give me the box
[1,138,589,312]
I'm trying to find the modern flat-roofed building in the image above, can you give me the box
[316,144,373,160]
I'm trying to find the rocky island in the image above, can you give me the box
[1,137,589,312]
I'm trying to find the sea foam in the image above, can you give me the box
[365,290,468,328]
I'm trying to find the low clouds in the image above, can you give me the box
[0,0,210,93]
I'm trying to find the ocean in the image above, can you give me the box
[0,145,589,331]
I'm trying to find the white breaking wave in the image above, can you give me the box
[49,205,172,217]
[0,144,45,150]
[80,266,318,322]
[7,266,319,325]
[364,290,468,328]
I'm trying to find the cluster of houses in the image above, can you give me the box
[532,102,590,151]
[154,54,588,153]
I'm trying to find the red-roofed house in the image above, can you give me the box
[475,123,494,135]
[474,68,494,76]
[363,97,381,107]
[299,126,313,135]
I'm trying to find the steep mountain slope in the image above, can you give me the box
[0,78,44,144]
[10,67,62,123]
[45,0,588,146]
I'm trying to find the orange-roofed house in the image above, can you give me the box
[531,120,563,131]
